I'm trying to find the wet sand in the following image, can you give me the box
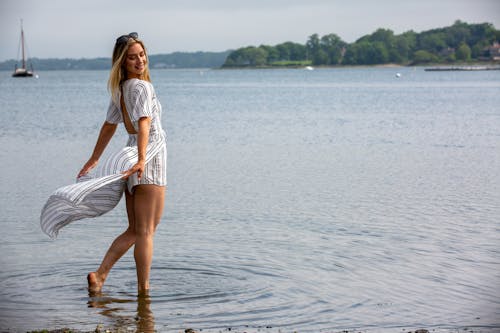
[26,326,499,333]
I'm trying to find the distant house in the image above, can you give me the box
[439,47,455,58]
[489,42,500,61]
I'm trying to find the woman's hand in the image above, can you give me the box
[77,122,117,179]
[77,158,98,178]
[122,160,146,180]
[124,117,150,181]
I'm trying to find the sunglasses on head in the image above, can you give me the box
[116,32,139,44]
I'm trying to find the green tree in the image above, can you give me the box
[418,33,447,52]
[320,33,346,65]
[250,47,268,66]
[368,28,395,47]
[445,53,456,62]
[306,33,320,61]
[471,41,489,58]
[224,46,268,66]
[412,50,438,64]
[446,20,471,47]
[260,45,279,63]
[469,22,497,45]
[285,42,307,61]
[349,41,389,64]
[276,43,291,60]
[392,32,416,63]
[314,49,329,65]
[372,42,389,63]
[401,31,417,60]
[342,44,359,65]
[456,42,471,61]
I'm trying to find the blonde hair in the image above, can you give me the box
[108,36,151,104]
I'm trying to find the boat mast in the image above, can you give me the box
[21,19,26,69]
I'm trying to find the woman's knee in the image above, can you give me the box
[135,223,156,238]
[121,226,136,241]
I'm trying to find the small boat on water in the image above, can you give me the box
[12,20,34,78]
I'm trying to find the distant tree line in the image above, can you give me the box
[0,51,231,71]
[222,21,500,67]
[148,51,231,68]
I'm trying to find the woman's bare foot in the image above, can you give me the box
[87,272,105,292]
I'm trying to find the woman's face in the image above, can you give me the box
[124,42,146,79]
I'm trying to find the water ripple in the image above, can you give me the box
[1,69,500,332]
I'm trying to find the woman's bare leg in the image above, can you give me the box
[133,185,165,293]
[88,190,137,292]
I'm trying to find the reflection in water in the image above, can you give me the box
[136,294,155,333]
[87,291,155,332]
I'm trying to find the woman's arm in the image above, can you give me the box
[122,116,151,180]
[77,121,117,178]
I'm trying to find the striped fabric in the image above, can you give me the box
[124,133,167,192]
[40,133,165,239]
[107,79,167,191]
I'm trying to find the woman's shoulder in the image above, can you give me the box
[124,78,153,89]
[123,79,154,95]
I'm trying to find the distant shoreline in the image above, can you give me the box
[1,61,499,72]
[216,60,500,70]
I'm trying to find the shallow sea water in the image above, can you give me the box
[0,68,499,332]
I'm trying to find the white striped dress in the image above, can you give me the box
[40,79,167,238]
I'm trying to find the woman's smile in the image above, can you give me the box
[126,43,147,79]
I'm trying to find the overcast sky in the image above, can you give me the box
[1,0,499,61]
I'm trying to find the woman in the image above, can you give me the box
[76,32,167,294]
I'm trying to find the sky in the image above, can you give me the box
[1,0,499,61]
